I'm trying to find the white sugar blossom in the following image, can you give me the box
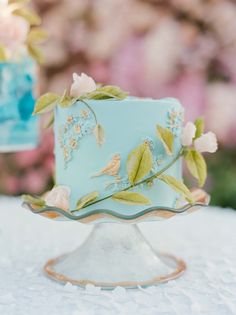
[194,132,218,153]
[0,14,29,49]
[181,122,196,146]
[44,186,71,211]
[70,73,97,98]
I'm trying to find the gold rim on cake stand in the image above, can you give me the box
[44,252,186,289]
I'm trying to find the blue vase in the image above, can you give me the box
[0,58,39,152]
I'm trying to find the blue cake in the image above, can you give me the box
[54,97,184,215]
[24,72,218,220]
[0,59,38,152]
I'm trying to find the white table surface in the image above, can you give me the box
[0,196,235,315]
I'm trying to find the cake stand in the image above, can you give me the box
[23,188,209,289]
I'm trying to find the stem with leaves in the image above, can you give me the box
[71,147,183,212]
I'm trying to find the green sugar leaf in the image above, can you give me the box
[58,90,75,108]
[27,28,48,43]
[27,43,44,63]
[84,85,128,100]
[22,195,45,208]
[158,174,194,203]
[127,142,153,185]
[112,191,151,205]
[43,112,54,129]
[94,124,105,146]
[76,191,99,210]
[156,125,174,155]
[9,0,30,4]
[0,45,7,62]
[194,117,205,139]
[185,149,207,187]
[13,8,41,25]
[33,93,60,115]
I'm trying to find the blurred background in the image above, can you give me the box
[0,0,236,208]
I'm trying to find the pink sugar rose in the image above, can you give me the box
[0,14,29,49]
[44,186,71,211]
[70,73,97,98]
[194,132,218,153]
[181,122,196,146]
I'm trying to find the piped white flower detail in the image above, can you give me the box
[194,132,218,153]
[70,73,97,98]
[44,185,71,211]
[181,122,196,146]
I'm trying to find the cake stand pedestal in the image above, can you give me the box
[24,188,209,289]
[44,223,186,289]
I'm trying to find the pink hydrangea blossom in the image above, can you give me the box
[22,169,48,194]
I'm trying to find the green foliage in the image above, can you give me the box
[27,43,44,63]
[158,174,194,203]
[58,90,75,108]
[13,8,41,25]
[43,113,54,129]
[206,147,236,209]
[33,93,60,115]
[127,142,153,185]
[9,0,30,4]
[94,124,105,146]
[0,45,7,62]
[22,195,45,207]
[76,191,99,210]
[184,149,207,187]
[156,125,174,155]
[112,191,151,205]
[27,28,48,43]
[84,85,128,100]
[194,117,204,139]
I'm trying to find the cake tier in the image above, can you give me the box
[0,59,38,151]
[54,97,184,216]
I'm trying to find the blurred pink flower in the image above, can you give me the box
[43,156,55,173]
[143,20,182,84]
[21,169,48,194]
[110,36,146,94]
[172,70,206,121]
[206,83,236,146]
[4,176,20,195]
[89,62,109,84]
[0,14,29,49]
[15,149,41,169]
[40,133,54,152]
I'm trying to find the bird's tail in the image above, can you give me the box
[91,172,103,178]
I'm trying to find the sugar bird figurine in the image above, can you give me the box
[91,154,121,178]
